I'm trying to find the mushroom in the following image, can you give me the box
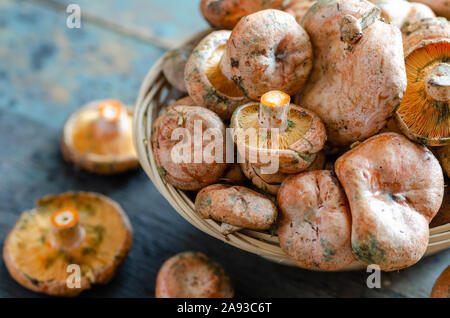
[231,90,326,174]
[228,9,313,100]
[284,0,315,23]
[61,99,138,174]
[437,144,450,177]
[2,192,133,296]
[277,170,355,270]
[221,163,247,185]
[156,251,234,298]
[296,0,407,148]
[200,0,287,29]
[396,18,450,146]
[152,105,228,191]
[195,184,278,230]
[413,0,450,20]
[369,0,435,29]
[241,152,325,195]
[335,132,444,271]
[431,266,450,298]
[185,30,250,120]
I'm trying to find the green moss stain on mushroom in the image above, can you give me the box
[352,234,386,264]
[320,238,336,262]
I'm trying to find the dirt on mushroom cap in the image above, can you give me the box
[152,106,228,191]
[277,170,355,270]
[228,9,313,100]
[297,0,407,147]
[156,251,234,298]
[195,184,278,230]
[335,132,444,271]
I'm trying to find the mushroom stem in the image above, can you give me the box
[340,7,380,44]
[49,208,85,251]
[95,99,129,137]
[426,63,450,102]
[259,90,291,131]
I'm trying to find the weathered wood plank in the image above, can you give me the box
[37,0,209,49]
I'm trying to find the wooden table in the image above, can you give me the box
[0,0,448,298]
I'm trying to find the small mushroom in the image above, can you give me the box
[221,163,247,185]
[437,144,450,177]
[277,170,355,270]
[335,133,444,271]
[195,184,278,230]
[61,99,138,174]
[431,266,450,298]
[156,251,234,298]
[228,9,313,100]
[231,90,326,174]
[200,0,287,29]
[185,30,250,120]
[152,106,228,191]
[2,192,133,296]
[396,18,450,146]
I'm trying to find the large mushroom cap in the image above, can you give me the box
[396,18,450,146]
[335,132,444,271]
[231,91,326,174]
[61,99,138,174]
[277,170,355,270]
[185,30,249,120]
[2,192,133,296]
[152,105,228,191]
[156,251,234,298]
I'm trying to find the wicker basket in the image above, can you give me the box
[133,32,450,270]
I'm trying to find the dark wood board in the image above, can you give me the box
[0,0,448,298]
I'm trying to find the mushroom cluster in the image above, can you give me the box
[154,0,449,272]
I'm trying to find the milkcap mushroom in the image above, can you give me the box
[335,133,444,271]
[156,251,234,298]
[185,30,250,120]
[396,18,450,146]
[2,192,133,296]
[277,170,355,270]
[413,0,450,20]
[231,90,326,174]
[61,99,138,174]
[195,184,278,230]
[228,9,313,100]
[284,0,315,24]
[200,0,287,29]
[431,266,450,298]
[152,105,228,191]
[430,184,450,228]
[297,0,407,147]
[437,144,450,177]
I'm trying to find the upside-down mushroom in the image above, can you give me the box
[369,0,435,29]
[185,31,249,120]
[200,0,287,29]
[396,17,450,146]
[335,133,444,271]
[195,184,278,230]
[277,170,355,270]
[152,105,228,191]
[2,192,133,296]
[228,9,313,100]
[61,99,138,174]
[231,90,326,174]
[156,251,234,298]
[296,0,407,147]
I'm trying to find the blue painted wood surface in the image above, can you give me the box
[0,0,448,298]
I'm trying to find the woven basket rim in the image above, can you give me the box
[133,30,450,271]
